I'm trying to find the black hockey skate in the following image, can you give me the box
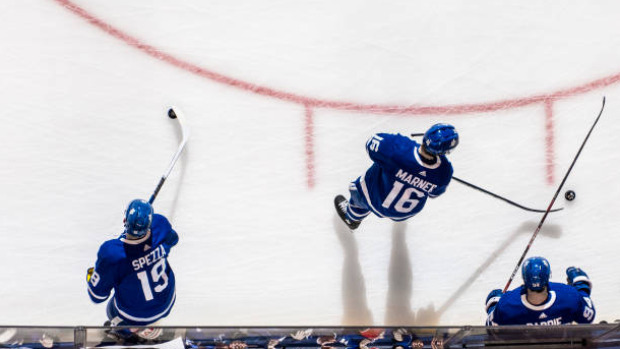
[334,195,361,230]
[103,321,143,345]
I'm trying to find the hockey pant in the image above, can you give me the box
[347,182,371,223]
[106,298,165,340]
[106,296,172,327]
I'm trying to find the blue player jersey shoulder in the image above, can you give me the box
[387,133,415,150]
[152,214,179,249]
[150,214,172,243]
[379,133,418,166]
[548,282,581,300]
[496,285,526,308]
[97,237,126,264]
[152,213,171,230]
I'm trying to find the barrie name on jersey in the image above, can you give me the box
[87,214,179,324]
[487,282,595,326]
[354,133,453,221]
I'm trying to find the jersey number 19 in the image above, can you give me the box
[136,259,169,301]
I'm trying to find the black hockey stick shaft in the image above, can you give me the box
[148,107,190,205]
[502,96,606,293]
[410,133,561,213]
[452,176,562,213]
[150,177,167,205]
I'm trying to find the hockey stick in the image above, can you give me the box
[409,133,562,213]
[452,176,562,213]
[502,96,606,293]
[148,107,190,204]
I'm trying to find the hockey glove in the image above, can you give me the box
[566,266,592,295]
[485,289,503,313]
[86,267,94,283]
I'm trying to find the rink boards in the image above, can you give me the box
[2,325,620,349]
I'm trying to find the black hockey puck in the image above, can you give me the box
[168,109,177,119]
[565,190,576,201]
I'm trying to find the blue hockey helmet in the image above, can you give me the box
[124,199,153,238]
[422,123,459,155]
[522,256,551,291]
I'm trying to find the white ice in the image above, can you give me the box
[1,0,620,326]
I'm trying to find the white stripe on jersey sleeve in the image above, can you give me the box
[88,286,109,300]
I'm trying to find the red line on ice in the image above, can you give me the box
[544,101,555,184]
[304,106,316,189]
[54,0,619,186]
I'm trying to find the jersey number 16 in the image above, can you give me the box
[382,180,425,213]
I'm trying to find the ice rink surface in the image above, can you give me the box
[1,0,620,326]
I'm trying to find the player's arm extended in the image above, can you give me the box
[165,228,179,247]
[485,289,503,326]
[158,214,179,247]
[365,133,397,166]
[567,267,596,323]
[86,250,115,304]
[427,166,453,199]
[576,294,596,323]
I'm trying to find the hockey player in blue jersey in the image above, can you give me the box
[86,199,178,340]
[485,256,595,326]
[334,123,458,230]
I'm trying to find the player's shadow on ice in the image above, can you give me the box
[385,221,439,325]
[332,216,438,326]
[333,217,562,326]
[333,215,374,325]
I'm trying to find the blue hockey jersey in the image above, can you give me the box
[87,214,178,325]
[487,282,595,326]
[354,133,453,221]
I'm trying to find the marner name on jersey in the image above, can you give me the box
[131,245,167,271]
[395,169,438,194]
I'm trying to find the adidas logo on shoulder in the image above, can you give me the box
[419,171,427,177]
[539,312,547,319]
